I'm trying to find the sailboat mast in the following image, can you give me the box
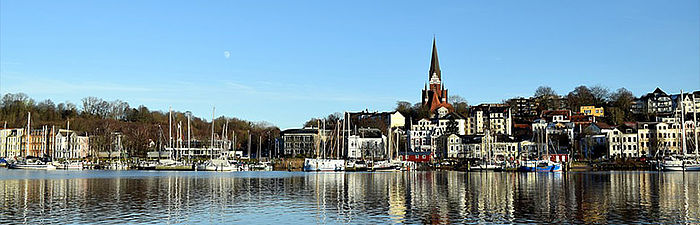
[680,90,687,155]
[693,94,698,157]
[388,125,392,160]
[211,106,215,159]
[187,113,191,149]
[169,106,172,149]
[316,120,320,159]
[26,112,31,157]
[247,130,251,159]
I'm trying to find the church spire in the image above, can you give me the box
[429,37,441,81]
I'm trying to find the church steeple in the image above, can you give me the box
[421,36,453,116]
[429,37,441,81]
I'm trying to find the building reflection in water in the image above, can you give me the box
[0,171,699,224]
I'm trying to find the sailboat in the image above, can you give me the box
[660,90,700,171]
[304,120,345,172]
[474,133,502,171]
[9,112,57,170]
[535,127,562,172]
[53,122,84,170]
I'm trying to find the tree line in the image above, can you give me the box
[0,93,280,158]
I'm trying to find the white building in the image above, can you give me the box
[0,128,24,159]
[54,129,90,159]
[607,126,639,158]
[466,104,513,136]
[347,129,386,159]
[408,112,467,157]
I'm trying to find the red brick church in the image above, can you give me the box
[421,38,453,115]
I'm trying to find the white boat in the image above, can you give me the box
[108,162,129,170]
[660,156,700,171]
[53,161,84,170]
[197,159,236,171]
[250,162,273,171]
[371,160,401,171]
[9,159,56,170]
[474,160,501,170]
[346,160,369,171]
[303,158,345,172]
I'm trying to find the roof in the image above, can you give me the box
[433,111,466,120]
[494,134,520,142]
[616,124,637,134]
[460,135,484,144]
[640,87,669,99]
[514,123,531,129]
[280,128,318,135]
[541,110,570,117]
[429,37,441,80]
[470,104,510,114]
[593,122,612,129]
[400,151,432,156]
[570,114,594,123]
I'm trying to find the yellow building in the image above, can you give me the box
[580,106,604,117]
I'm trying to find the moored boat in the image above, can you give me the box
[303,158,345,172]
[536,160,562,172]
[9,158,56,170]
[197,159,236,171]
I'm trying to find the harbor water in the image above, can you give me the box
[1,170,699,224]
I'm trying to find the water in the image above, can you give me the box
[1,170,699,224]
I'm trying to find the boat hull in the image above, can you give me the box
[9,164,57,170]
[303,158,345,172]
[536,165,562,172]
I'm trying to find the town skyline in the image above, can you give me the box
[2,0,699,129]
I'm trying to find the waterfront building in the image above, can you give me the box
[488,134,520,161]
[53,129,90,159]
[408,112,467,157]
[632,88,673,116]
[398,151,431,162]
[606,125,639,158]
[280,127,322,157]
[346,128,386,159]
[636,122,681,157]
[348,111,406,129]
[420,38,453,116]
[438,133,521,160]
[580,106,604,117]
[440,133,469,158]
[532,118,575,155]
[0,128,23,159]
[579,122,613,159]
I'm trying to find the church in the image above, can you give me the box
[421,38,453,116]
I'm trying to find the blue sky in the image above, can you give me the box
[1,0,699,129]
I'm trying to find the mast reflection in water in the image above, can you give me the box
[0,171,699,224]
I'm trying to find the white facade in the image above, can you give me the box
[607,127,639,158]
[637,122,681,156]
[53,129,89,159]
[409,114,467,157]
[347,134,386,159]
[466,106,512,136]
[0,128,24,159]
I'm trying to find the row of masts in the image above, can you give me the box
[679,90,698,157]
[166,106,268,160]
[315,112,402,160]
